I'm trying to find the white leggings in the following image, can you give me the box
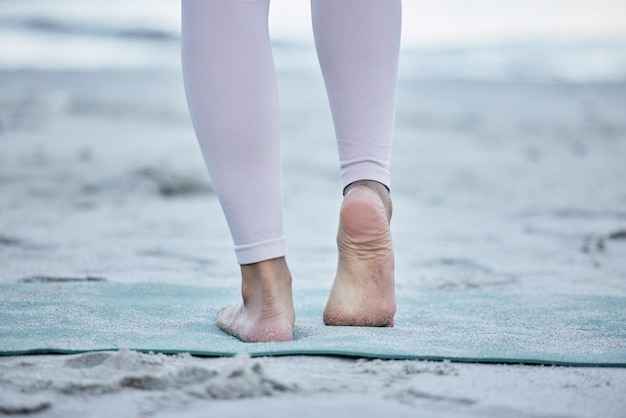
[181,0,401,265]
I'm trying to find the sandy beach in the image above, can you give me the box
[1,63,625,417]
[2,1,626,415]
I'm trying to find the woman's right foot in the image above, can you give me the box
[324,181,396,327]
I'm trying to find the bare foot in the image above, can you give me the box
[217,257,295,342]
[324,180,396,327]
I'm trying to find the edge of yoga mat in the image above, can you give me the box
[1,282,625,367]
[3,348,625,368]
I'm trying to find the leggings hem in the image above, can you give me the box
[234,236,287,265]
[341,166,391,191]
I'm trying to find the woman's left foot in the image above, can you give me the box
[217,257,295,342]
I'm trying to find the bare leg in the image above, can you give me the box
[217,257,295,342]
[324,180,395,326]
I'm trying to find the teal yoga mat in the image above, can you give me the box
[1,282,625,366]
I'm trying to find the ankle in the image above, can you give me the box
[239,257,293,315]
[241,257,291,292]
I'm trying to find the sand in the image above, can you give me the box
[1,350,625,417]
[1,61,625,416]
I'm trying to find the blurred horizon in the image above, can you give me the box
[1,0,625,82]
[271,0,626,46]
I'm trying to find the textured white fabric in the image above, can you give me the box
[312,0,401,190]
[181,0,285,264]
[181,0,401,264]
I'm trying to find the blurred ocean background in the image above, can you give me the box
[1,0,626,82]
